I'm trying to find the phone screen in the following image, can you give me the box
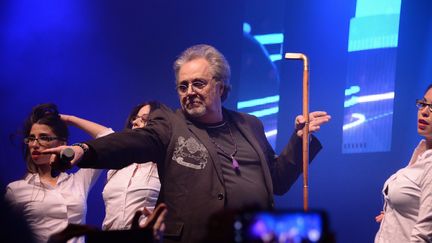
[237,211,325,242]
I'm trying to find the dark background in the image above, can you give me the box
[1,1,432,242]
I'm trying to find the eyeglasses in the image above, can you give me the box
[416,99,432,112]
[130,114,149,126]
[176,78,210,94]
[24,136,62,146]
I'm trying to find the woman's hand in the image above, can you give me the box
[59,114,75,125]
[132,203,168,241]
[375,211,384,223]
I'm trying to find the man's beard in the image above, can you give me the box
[183,98,206,118]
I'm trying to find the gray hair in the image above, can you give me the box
[173,44,231,102]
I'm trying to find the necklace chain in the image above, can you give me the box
[208,123,239,170]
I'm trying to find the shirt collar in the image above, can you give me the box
[24,172,68,186]
[411,139,432,164]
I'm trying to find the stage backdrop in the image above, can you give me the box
[1,1,432,243]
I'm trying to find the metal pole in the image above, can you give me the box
[284,53,309,211]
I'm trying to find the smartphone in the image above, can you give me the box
[234,210,331,243]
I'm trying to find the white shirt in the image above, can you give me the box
[5,169,101,243]
[375,140,432,243]
[102,162,160,230]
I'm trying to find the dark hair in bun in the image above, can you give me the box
[23,103,68,173]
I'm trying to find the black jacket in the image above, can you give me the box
[80,104,322,243]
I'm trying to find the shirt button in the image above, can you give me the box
[217,193,224,200]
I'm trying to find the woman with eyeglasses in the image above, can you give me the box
[62,101,161,230]
[375,85,432,242]
[5,103,107,243]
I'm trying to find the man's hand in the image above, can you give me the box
[42,145,86,169]
[295,111,331,137]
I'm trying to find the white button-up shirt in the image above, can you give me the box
[102,162,160,230]
[5,169,101,243]
[375,140,432,242]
